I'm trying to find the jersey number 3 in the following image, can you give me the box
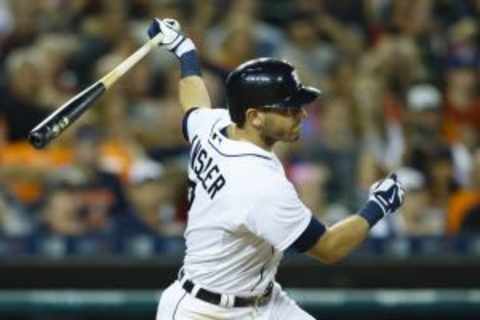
[187,179,197,210]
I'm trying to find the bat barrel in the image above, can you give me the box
[27,34,161,149]
[28,82,106,149]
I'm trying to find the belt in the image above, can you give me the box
[178,269,273,308]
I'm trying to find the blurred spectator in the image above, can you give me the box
[119,158,186,236]
[0,1,13,49]
[298,97,359,208]
[354,32,425,180]
[0,48,50,142]
[51,125,130,235]
[460,203,480,233]
[0,0,39,65]
[425,147,458,216]
[386,0,435,40]
[403,83,472,188]
[276,11,338,90]
[124,64,188,161]
[0,185,32,236]
[34,33,79,109]
[372,167,444,237]
[441,15,480,151]
[289,162,349,226]
[0,139,72,208]
[403,84,446,171]
[443,51,480,149]
[205,0,285,70]
[37,183,86,236]
[447,148,480,235]
[68,1,130,88]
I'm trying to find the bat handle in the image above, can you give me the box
[100,33,165,89]
[150,31,166,46]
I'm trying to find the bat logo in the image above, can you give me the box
[51,117,70,137]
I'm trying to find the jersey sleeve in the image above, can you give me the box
[288,216,326,253]
[244,177,317,252]
[182,108,230,143]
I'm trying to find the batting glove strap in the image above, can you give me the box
[358,200,385,228]
[173,38,196,58]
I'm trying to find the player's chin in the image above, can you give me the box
[291,126,302,140]
[284,131,301,142]
[291,133,301,141]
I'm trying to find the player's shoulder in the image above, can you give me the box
[188,107,230,125]
[183,107,230,142]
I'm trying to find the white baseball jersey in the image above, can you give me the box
[181,108,313,297]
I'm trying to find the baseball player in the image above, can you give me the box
[148,19,405,320]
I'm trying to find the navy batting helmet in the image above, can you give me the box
[225,58,321,126]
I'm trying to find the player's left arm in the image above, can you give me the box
[305,215,369,264]
[147,18,211,113]
[305,174,405,264]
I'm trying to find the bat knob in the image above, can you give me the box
[28,130,48,149]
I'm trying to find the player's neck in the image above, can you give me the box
[228,125,274,151]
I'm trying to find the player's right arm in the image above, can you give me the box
[147,18,211,113]
[178,76,211,112]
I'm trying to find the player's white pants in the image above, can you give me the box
[156,280,315,320]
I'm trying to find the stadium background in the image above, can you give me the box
[1,0,480,319]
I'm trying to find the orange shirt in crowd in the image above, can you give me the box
[100,140,134,183]
[0,142,73,203]
[442,98,480,143]
[446,189,480,234]
[0,140,134,204]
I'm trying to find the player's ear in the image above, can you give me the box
[246,108,264,129]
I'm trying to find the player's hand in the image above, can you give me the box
[368,173,405,215]
[359,173,405,227]
[148,18,183,49]
[148,18,195,58]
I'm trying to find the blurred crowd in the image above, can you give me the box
[1,0,480,249]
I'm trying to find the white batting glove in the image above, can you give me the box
[369,173,405,215]
[359,173,405,227]
[147,18,196,58]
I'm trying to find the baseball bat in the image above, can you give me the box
[28,32,165,149]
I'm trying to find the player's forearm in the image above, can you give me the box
[308,174,404,264]
[179,75,211,112]
[146,19,211,112]
[307,215,369,264]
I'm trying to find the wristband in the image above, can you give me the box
[179,49,201,78]
[358,200,384,228]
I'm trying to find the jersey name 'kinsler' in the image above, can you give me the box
[190,137,226,200]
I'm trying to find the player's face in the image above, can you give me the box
[259,106,308,143]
